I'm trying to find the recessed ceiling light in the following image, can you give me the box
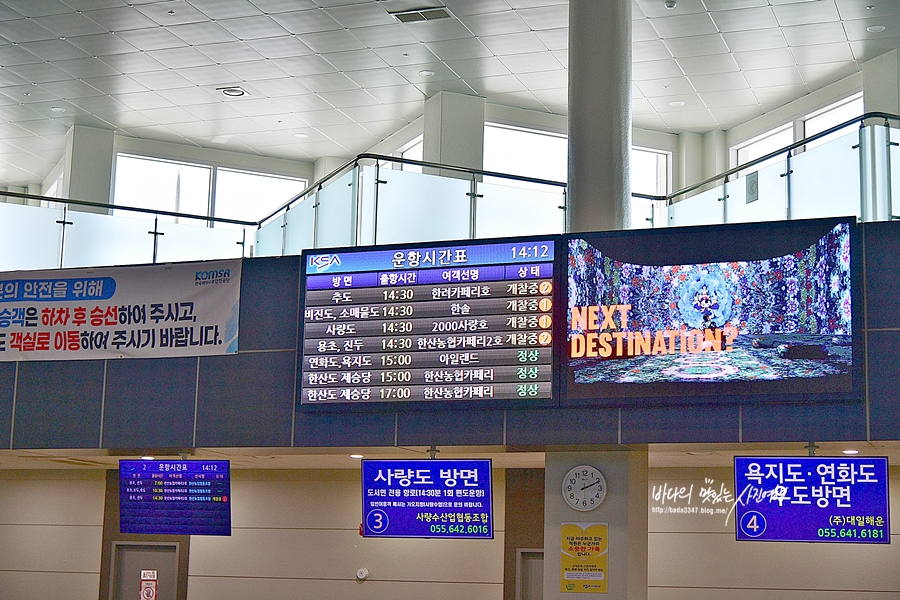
[350,454,364,459]
[668,100,685,107]
[50,106,65,113]
[217,86,247,97]
[842,449,860,455]
[867,25,886,32]
[294,132,308,139]
[867,4,876,9]
[419,69,436,77]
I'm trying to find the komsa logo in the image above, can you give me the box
[309,254,341,273]
[195,268,231,286]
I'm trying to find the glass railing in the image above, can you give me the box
[1,111,898,272]
[652,112,900,228]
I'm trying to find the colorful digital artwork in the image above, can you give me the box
[567,222,852,389]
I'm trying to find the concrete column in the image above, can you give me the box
[61,125,114,213]
[862,49,900,115]
[423,91,485,178]
[567,0,632,232]
[676,132,703,193]
[313,156,348,184]
[861,50,899,220]
[544,450,648,600]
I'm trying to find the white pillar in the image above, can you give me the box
[567,0,632,232]
[423,91,485,178]
[61,125,114,213]
[544,450,648,600]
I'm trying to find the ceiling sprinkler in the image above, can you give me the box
[664,0,676,8]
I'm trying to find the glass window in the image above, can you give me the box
[113,154,210,223]
[399,135,423,173]
[213,167,306,230]
[631,146,669,229]
[483,123,567,187]
[733,124,794,176]
[803,93,864,150]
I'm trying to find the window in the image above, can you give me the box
[803,93,864,150]
[397,135,423,173]
[631,147,670,229]
[733,124,794,176]
[113,154,306,228]
[483,123,567,186]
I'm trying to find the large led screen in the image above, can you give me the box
[119,460,231,536]
[564,217,859,402]
[300,237,556,405]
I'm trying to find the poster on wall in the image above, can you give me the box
[560,522,608,593]
[0,259,241,361]
[734,456,889,544]
[361,459,493,539]
[299,237,556,406]
[563,217,859,402]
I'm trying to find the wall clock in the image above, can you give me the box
[562,464,607,511]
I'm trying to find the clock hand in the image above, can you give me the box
[581,480,599,491]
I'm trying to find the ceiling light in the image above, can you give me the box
[842,449,860,455]
[217,86,247,97]
[867,25,886,32]
[390,7,453,23]
[419,69,436,77]
[664,0,676,9]
[867,5,875,9]
[668,100,685,107]
[350,454,364,459]
[50,106,65,113]
[141,455,155,460]
[294,132,308,139]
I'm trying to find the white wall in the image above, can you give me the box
[648,466,900,599]
[187,468,506,600]
[0,470,105,600]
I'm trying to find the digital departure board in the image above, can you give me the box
[362,459,493,539]
[300,239,556,404]
[119,460,231,536]
[734,456,889,543]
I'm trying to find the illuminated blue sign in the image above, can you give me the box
[361,459,493,539]
[734,456,889,543]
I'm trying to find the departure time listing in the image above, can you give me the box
[300,241,555,404]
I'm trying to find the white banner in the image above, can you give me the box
[0,259,241,361]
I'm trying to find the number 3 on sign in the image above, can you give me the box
[740,511,767,538]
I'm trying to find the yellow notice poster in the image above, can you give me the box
[560,522,608,593]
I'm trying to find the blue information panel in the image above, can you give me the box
[301,239,555,404]
[734,456,889,543]
[119,460,231,536]
[361,459,493,539]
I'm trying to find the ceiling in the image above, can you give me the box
[1,441,895,470]
[0,0,897,186]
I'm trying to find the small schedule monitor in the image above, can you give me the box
[119,460,231,536]
[300,238,556,405]
[362,459,493,539]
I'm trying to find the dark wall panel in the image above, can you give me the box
[195,351,295,447]
[239,256,300,351]
[295,409,396,447]
[397,410,504,446]
[621,405,740,444]
[0,362,14,448]
[103,357,197,449]
[14,360,105,448]
[742,401,866,442]
[866,331,900,440]
[507,408,618,445]
[863,222,900,330]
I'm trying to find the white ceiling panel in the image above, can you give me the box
[710,7,777,32]
[0,0,889,186]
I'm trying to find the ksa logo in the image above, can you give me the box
[309,254,341,273]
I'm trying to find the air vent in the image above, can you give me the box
[390,6,452,23]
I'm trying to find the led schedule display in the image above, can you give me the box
[362,459,493,539]
[119,460,231,536]
[734,456,889,543]
[300,240,556,404]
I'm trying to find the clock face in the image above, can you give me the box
[562,465,607,511]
